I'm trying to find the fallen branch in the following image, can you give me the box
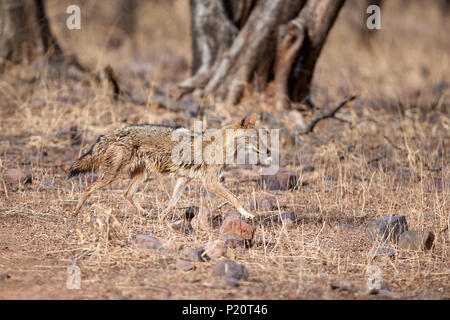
[299,95,357,135]
[103,65,200,120]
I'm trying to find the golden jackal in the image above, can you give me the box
[68,114,270,219]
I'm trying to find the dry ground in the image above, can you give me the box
[0,0,449,299]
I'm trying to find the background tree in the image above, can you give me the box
[179,0,346,111]
[0,0,81,71]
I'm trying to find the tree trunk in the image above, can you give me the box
[0,0,79,70]
[181,0,345,110]
[0,0,40,68]
[116,0,137,38]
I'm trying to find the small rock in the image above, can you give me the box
[0,273,11,280]
[212,260,249,287]
[398,230,435,251]
[368,247,395,258]
[201,240,226,259]
[220,234,247,248]
[3,168,32,184]
[365,216,409,243]
[219,213,255,242]
[171,220,195,235]
[273,210,296,228]
[131,234,176,254]
[250,194,277,211]
[184,206,199,221]
[176,258,195,271]
[258,168,299,191]
[178,247,208,262]
[330,280,359,293]
[333,224,364,233]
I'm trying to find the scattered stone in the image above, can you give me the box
[219,213,255,242]
[201,240,226,259]
[398,230,435,251]
[258,168,299,191]
[272,210,296,228]
[176,258,195,271]
[368,247,395,258]
[131,234,177,255]
[171,220,195,235]
[330,280,359,293]
[213,260,249,287]
[191,206,222,230]
[220,234,247,248]
[178,247,208,262]
[0,273,11,280]
[250,194,277,211]
[365,216,409,243]
[3,168,32,184]
[333,224,364,233]
[184,206,199,221]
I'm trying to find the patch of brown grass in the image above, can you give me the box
[0,0,448,300]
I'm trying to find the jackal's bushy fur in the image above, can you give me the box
[68,114,267,219]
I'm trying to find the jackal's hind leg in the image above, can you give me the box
[124,169,149,217]
[206,182,255,219]
[164,177,191,214]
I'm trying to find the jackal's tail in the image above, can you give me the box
[67,135,107,179]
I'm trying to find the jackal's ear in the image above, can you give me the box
[234,113,258,129]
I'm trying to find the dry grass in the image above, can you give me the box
[0,0,448,299]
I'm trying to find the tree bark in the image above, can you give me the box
[0,0,40,68]
[182,0,345,110]
[0,0,81,70]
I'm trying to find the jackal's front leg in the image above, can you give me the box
[206,182,255,219]
[163,177,191,214]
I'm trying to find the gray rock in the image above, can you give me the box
[3,168,32,184]
[176,258,195,271]
[0,273,11,280]
[213,260,249,287]
[171,220,195,235]
[250,195,277,211]
[258,168,299,191]
[368,247,395,258]
[272,210,296,229]
[365,216,409,243]
[184,206,199,221]
[178,247,209,262]
[220,234,247,248]
[131,234,177,254]
[398,229,435,251]
[333,224,364,232]
[200,240,226,259]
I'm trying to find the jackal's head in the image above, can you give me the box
[222,113,272,165]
